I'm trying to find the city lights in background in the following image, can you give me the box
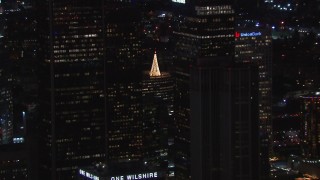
[0,0,320,179]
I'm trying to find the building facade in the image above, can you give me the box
[0,59,13,145]
[235,28,272,178]
[172,2,235,178]
[105,70,143,162]
[190,58,260,180]
[38,0,106,179]
[301,93,320,158]
[142,52,174,175]
[104,6,144,163]
[235,28,272,136]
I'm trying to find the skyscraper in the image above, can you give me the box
[106,50,174,171]
[0,59,13,145]
[172,1,235,178]
[302,92,320,158]
[235,28,272,178]
[190,57,259,180]
[235,28,272,136]
[38,0,106,179]
[2,9,40,166]
[104,6,143,70]
[104,6,144,163]
[105,71,143,162]
[142,51,174,173]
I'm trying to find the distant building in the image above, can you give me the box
[0,59,13,145]
[190,57,260,180]
[301,92,320,158]
[2,7,39,144]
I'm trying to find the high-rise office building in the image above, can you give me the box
[2,7,39,145]
[172,1,235,178]
[104,6,144,163]
[105,7,143,70]
[0,59,13,145]
[235,28,272,178]
[0,5,37,147]
[142,51,174,173]
[190,57,259,180]
[105,71,143,162]
[235,28,272,136]
[301,92,320,158]
[38,0,106,179]
[1,7,39,179]
[105,50,174,168]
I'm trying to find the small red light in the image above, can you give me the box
[235,32,240,38]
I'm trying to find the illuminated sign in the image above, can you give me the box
[172,0,185,4]
[235,31,262,38]
[79,169,100,180]
[110,172,158,180]
[79,169,159,180]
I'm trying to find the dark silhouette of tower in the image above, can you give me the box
[235,28,272,179]
[190,57,260,180]
[0,57,13,145]
[172,0,235,178]
[38,0,106,179]
[104,6,144,163]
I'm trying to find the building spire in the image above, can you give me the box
[149,50,161,77]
